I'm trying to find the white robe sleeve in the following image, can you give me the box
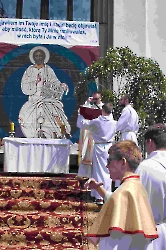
[77,115,91,129]
[104,191,113,203]
[135,161,165,223]
[135,120,139,134]
[116,108,130,132]
[83,101,91,108]
[76,114,97,132]
[21,66,37,95]
[46,65,61,86]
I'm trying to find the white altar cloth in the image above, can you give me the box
[3,137,73,173]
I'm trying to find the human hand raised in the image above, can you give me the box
[60,83,68,92]
[87,97,93,104]
[84,178,104,190]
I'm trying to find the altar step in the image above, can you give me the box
[0,174,99,249]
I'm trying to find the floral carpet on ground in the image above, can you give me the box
[0,174,99,249]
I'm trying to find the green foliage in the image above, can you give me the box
[74,76,89,106]
[75,46,166,126]
[100,89,121,120]
[74,46,166,151]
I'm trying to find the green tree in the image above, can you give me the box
[75,46,166,150]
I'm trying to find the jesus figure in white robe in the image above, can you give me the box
[18,46,71,138]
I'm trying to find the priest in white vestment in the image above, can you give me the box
[135,123,166,250]
[77,103,116,204]
[116,94,139,145]
[77,92,104,179]
[84,140,159,250]
[18,46,71,138]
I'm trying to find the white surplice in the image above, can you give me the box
[77,114,116,200]
[77,101,104,178]
[99,150,166,249]
[135,150,166,250]
[116,104,139,145]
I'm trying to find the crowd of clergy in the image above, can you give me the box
[76,92,166,250]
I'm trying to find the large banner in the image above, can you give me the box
[0,18,99,46]
[0,18,99,143]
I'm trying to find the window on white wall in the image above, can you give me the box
[49,0,67,20]
[0,0,17,18]
[22,0,41,19]
[73,0,90,21]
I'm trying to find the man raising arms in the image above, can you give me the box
[77,103,116,204]
[77,92,104,178]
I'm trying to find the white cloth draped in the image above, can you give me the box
[4,137,72,173]
[135,150,166,250]
[100,150,166,249]
[116,104,139,145]
[77,114,117,200]
[18,64,71,138]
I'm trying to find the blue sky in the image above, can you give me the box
[1,0,90,21]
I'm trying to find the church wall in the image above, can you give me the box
[145,0,166,76]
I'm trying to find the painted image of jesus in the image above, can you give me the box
[18,46,71,138]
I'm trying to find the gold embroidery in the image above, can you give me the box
[44,217,60,227]
[7,215,31,229]
[0,231,27,245]
[11,201,35,211]
[0,200,8,208]
[0,176,100,248]
[33,189,45,199]
[10,189,22,198]
[40,201,51,209]
[50,232,63,242]
[12,178,43,189]
[55,204,73,213]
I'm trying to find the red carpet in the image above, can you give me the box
[0,174,99,249]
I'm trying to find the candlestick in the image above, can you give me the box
[10,122,15,132]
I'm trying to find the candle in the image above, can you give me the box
[10,122,15,132]
[61,124,66,134]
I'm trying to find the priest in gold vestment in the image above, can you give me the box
[84,140,158,250]
[77,92,105,178]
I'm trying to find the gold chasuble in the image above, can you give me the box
[86,175,159,246]
[78,102,103,168]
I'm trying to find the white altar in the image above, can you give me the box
[3,137,73,173]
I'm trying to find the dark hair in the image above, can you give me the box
[108,140,142,171]
[33,49,46,61]
[102,103,113,114]
[92,91,101,97]
[144,123,166,149]
[123,94,131,103]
